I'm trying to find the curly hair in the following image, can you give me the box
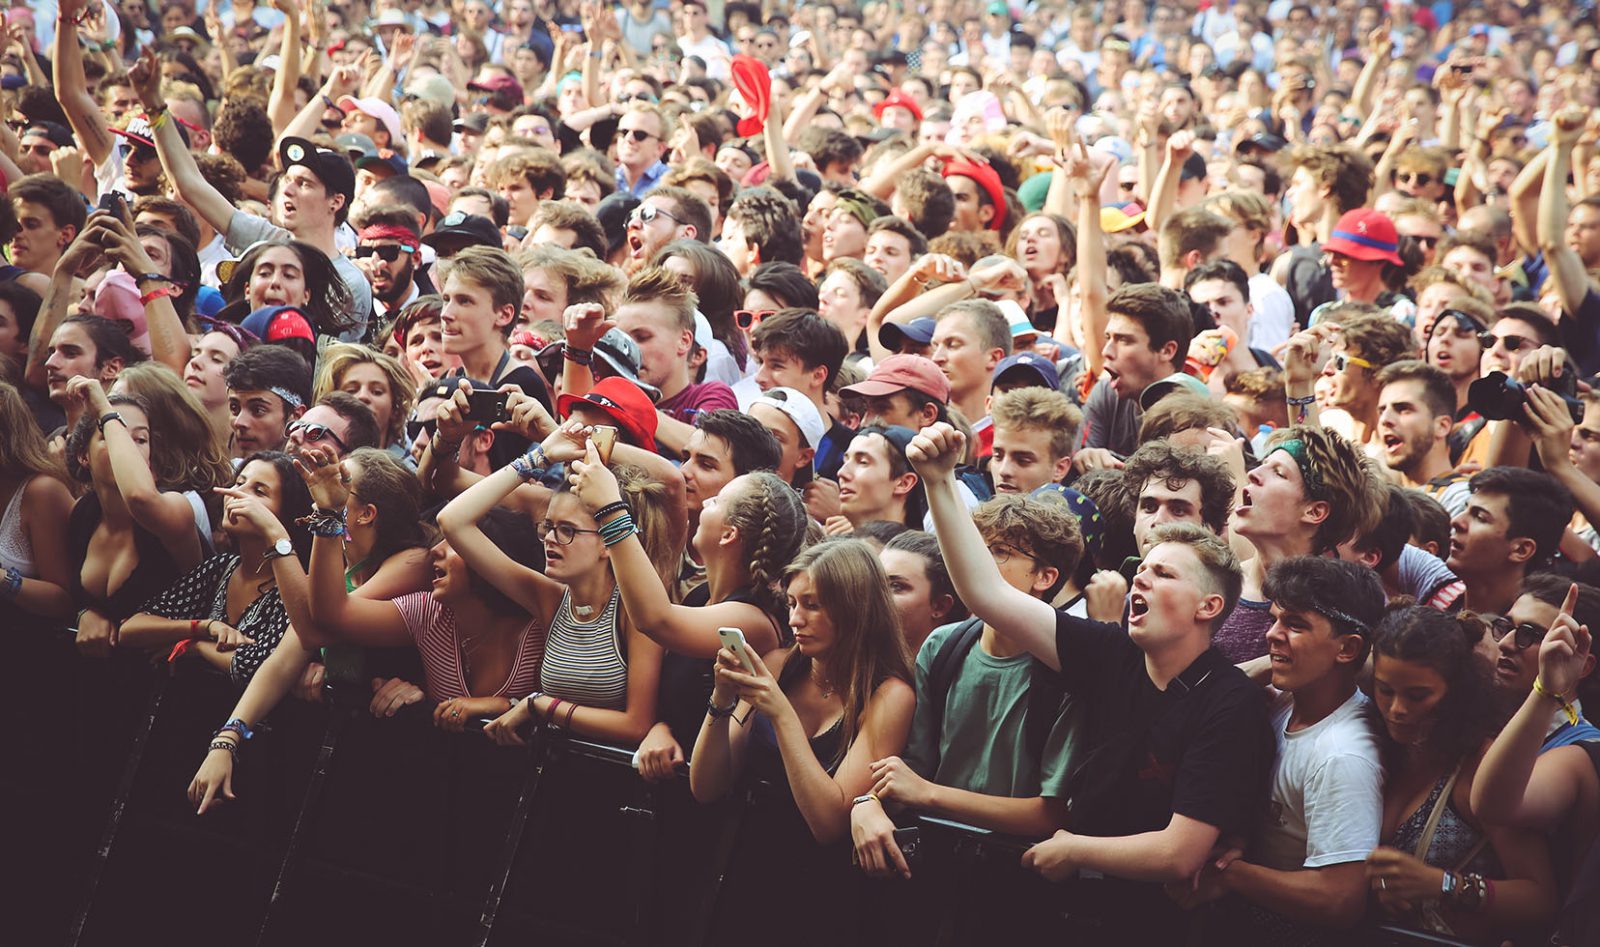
[721,471,809,635]
[1262,555,1387,662]
[1263,425,1388,553]
[312,344,418,448]
[1121,441,1236,536]
[972,493,1084,597]
[105,363,234,496]
[1286,143,1374,215]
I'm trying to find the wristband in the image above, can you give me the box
[1285,394,1317,406]
[215,717,254,741]
[545,697,562,725]
[432,438,463,459]
[509,446,548,482]
[707,697,738,718]
[1533,675,1581,725]
[148,108,170,132]
[322,94,339,111]
[0,565,21,599]
[140,285,182,306]
[134,272,176,284]
[96,411,126,434]
[209,739,240,756]
[593,500,630,522]
[852,792,880,807]
[563,345,593,365]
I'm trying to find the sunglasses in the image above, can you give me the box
[287,420,349,453]
[1398,172,1434,187]
[1330,352,1375,372]
[355,244,409,261]
[1481,331,1535,352]
[1406,234,1440,248]
[617,92,659,105]
[405,418,437,441]
[735,309,775,330]
[1489,616,1547,650]
[629,204,682,226]
[619,128,659,143]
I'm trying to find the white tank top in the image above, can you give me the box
[0,477,36,578]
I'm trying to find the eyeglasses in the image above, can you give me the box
[987,542,1040,566]
[1489,616,1547,650]
[1398,172,1434,187]
[537,521,603,545]
[356,244,409,261]
[287,420,349,452]
[629,204,682,226]
[1481,331,1535,352]
[1330,352,1375,372]
[619,128,659,143]
[735,309,776,330]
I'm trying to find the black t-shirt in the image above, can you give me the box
[1284,244,1334,328]
[1052,611,1272,844]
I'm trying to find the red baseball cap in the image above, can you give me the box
[241,305,315,343]
[840,354,951,403]
[1323,208,1403,265]
[873,90,924,124]
[942,160,1006,232]
[556,376,659,449]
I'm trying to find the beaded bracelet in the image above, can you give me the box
[209,739,240,756]
[563,346,593,365]
[593,500,630,522]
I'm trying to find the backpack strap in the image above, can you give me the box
[921,617,985,776]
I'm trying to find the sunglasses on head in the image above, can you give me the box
[1489,616,1547,650]
[1331,352,1375,372]
[288,420,349,452]
[1398,172,1434,187]
[617,92,659,105]
[735,309,775,330]
[355,244,409,261]
[619,127,658,143]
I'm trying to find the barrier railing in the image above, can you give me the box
[3,644,1477,947]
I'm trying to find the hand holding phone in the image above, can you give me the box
[590,424,617,464]
[465,389,510,424]
[718,626,757,675]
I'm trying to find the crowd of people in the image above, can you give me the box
[2,0,1600,942]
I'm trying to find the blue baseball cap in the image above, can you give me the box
[992,352,1060,391]
[878,316,937,352]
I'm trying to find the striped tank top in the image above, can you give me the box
[540,586,628,710]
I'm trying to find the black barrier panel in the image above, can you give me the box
[23,654,1482,947]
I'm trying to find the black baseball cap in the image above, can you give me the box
[422,211,502,256]
[278,136,356,205]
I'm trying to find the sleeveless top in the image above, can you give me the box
[1557,742,1600,947]
[1384,767,1502,937]
[749,654,846,789]
[660,584,777,752]
[540,586,628,709]
[68,492,190,623]
[0,477,35,578]
[138,554,292,685]
[391,591,545,703]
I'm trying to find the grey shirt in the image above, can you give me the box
[1081,376,1141,456]
[225,211,371,342]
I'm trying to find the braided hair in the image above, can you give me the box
[721,472,809,638]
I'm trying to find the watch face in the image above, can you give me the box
[275,538,294,556]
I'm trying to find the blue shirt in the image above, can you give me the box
[616,160,669,198]
[1544,717,1600,751]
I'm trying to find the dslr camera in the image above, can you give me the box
[1467,370,1585,425]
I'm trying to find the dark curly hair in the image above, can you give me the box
[1121,441,1235,536]
[1369,606,1497,769]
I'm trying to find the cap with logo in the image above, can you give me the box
[557,376,659,449]
[992,352,1060,391]
[278,137,356,206]
[422,212,502,255]
[1323,208,1403,265]
[242,305,316,343]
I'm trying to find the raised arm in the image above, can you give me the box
[25,249,88,392]
[266,0,305,134]
[763,85,796,185]
[568,442,775,657]
[908,423,1062,668]
[1144,129,1193,236]
[89,212,191,377]
[51,0,115,167]
[1508,147,1548,257]
[1350,25,1392,121]
[1073,147,1113,376]
[127,47,238,239]
[864,253,968,364]
[1540,108,1593,319]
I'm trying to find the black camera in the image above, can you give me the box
[1467,371,1585,424]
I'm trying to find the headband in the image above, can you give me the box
[270,386,305,410]
[1314,603,1372,636]
[1271,438,1328,502]
[358,224,420,249]
[833,194,878,228]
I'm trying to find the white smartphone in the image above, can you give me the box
[718,626,757,675]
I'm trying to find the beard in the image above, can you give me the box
[377,258,415,308]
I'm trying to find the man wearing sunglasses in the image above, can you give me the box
[624,187,710,267]
[355,214,423,319]
[286,392,381,463]
[1489,575,1600,749]
[615,104,672,198]
[1393,149,1449,203]
[1316,308,1415,454]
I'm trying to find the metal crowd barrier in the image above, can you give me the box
[2,640,1477,947]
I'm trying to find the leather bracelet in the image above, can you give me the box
[97,411,126,434]
[593,500,630,521]
[706,697,738,718]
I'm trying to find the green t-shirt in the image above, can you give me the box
[903,621,1077,800]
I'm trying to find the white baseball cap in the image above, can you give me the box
[750,387,825,449]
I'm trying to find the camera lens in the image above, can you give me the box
[1467,372,1526,422]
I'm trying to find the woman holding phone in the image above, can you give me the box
[689,539,916,942]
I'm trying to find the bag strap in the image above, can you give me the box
[921,618,985,774]
[1412,763,1463,862]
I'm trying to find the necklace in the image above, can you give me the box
[811,664,834,700]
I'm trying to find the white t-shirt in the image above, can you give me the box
[1252,689,1385,871]
[1248,273,1295,352]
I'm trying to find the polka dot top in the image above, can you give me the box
[138,554,291,685]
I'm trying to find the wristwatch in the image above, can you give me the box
[263,537,295,563]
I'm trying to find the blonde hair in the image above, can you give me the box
[1205,189,1274,234]
[516,245,624,309]
[989,387,1081,461]
[613,463,679,596]
[312,343,418,446]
